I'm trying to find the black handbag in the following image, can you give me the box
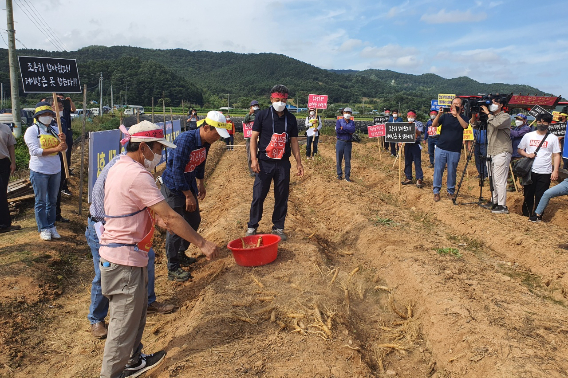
[513,132,549,177]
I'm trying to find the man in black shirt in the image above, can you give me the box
[246,85,304,241]
[431,97,469,202]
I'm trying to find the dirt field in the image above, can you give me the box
[1,133,568,378]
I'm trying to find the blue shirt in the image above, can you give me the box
[90,154,121,222]
[335,118,356,141]
[161,129,209,196]
[510,124,531,158]
[436,113,468,153]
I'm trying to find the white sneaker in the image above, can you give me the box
[40,229,51,241]
[245,228,257,237]
[50,227,61,239]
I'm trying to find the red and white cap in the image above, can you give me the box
[119,120,176,148]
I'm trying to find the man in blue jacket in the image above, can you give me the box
[509,113,531,191]
[388,109,403,157]
[336,107,356,182]
[160,111,230,281]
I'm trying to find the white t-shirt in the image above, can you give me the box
[517,131,561,174]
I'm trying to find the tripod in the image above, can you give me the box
[453,127,494,205]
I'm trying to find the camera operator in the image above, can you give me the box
[480,97,512,214]
[431,98,469,202]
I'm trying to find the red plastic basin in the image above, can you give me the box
[227,234,281,267]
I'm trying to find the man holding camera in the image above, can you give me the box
[431,98,469,202]
[481,98,512,214]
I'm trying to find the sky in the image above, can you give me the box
[2,0,567,97]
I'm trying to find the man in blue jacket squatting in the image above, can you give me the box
[160,111,230,281]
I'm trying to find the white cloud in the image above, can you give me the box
[421,9,487,24]
[339,39,363,52]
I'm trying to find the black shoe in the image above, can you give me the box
[480,201,496,210]
[168,268,192,282]
[528,214,542,222]
[179,254,198,266]
[337,176,343,180]
[61,189,72,197]
[492,205,509,214]
[56,216,70,223]
[120,350,166,378]
[401,178,413,185]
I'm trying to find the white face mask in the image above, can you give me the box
[489,104,499,112]
[272,101,286,112]
[430,115,436,119]
[38,115,53,125]
[408,118,415,122]
[309,111,315,116]
[392,114,398,118]
[143,147,162,171]
[253,106,259,111]
[515,120,524,127]
[344,114,352,120]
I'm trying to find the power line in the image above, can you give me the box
[20,0,67,51]
[13,0,65,51]
[15,37,28,49]
[17,0,66,51]
[0,32,8,48]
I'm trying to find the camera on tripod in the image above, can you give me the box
[463,93,512,128]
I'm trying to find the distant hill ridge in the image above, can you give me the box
[0,45,548,111]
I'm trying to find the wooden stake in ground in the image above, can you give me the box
[399,145,402,191]
[162,92,167,162]
[78,84,87,215]
[509,163,519,192]
[51,93,69,180]
[151,97,155,123]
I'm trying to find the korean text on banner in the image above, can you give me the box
[549,122,566,137]
[463,125,474,141]
[437,94,456,107]
[528,105,551,118]
[307,94,328,109]
[18,56,81,93]
[385,122,416,144]
[88,129,121,203]
[156,120,181,165]
[243,122,253,138]
[368,124,386,138]
[430,100,442,111]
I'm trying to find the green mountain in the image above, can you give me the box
[0,45,550,114]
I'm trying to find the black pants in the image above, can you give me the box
[306,135,319,157]
[161,184,201,271]
[522,172,551,216]
[248,159,291,230]
[389,142,398,156]
[56,153,67,218]
[0,158,11,228]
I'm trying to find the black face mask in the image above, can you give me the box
[537,124,549,131]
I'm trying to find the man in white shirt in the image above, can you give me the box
[517,113,561,218]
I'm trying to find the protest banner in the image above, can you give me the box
[553,111,560,122]
[156,120,181,165]
[368,124,386,138]
[508,95,560,108]
[88,129,121,202]
[549,122,566,137]
[374,116,388,124]
[437,94,455,108]
[430,100,442,111]
[385,122,416,144]
[307,94,328,109]
[243,121,253,138]
[385,122,416,191]
[463,125,474,141]
[528,105,551,118]
[18,56,81,93]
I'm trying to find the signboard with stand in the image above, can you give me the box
[307,94,328,109]
[385,122,416,191]
[368,124,386,138]
[437,94,455,108]
[18,56,81,93]
[549,122,566,137]
[528,105,551,118]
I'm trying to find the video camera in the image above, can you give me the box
[463,93,512,128]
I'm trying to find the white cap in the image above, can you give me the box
[197,111,230,138]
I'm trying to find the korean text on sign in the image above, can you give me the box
[368,124,386,138]
[307,94,328,109]
[437,94,456,107]
[18,56,81,93]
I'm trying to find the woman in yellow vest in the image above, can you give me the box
[24,102,67,241]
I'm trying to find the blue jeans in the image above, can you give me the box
[427,137,438,165]
[404,143,423,180]
[535,178,568,215]
[336,140,352,179]
[306,135,319,157]
[30,170,61,231]
[85,217,155,324]
[433,147,461,195]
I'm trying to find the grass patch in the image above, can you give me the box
[372,217,398,227]
[436,247,462,258]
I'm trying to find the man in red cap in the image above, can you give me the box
[425,110,439,168]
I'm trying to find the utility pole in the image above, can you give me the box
[110,84,113,112]
[225,93,230,114]
[99,72,103,117]
[125,84,128,106]
[1,82,3,109]
[6,0,22,137]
